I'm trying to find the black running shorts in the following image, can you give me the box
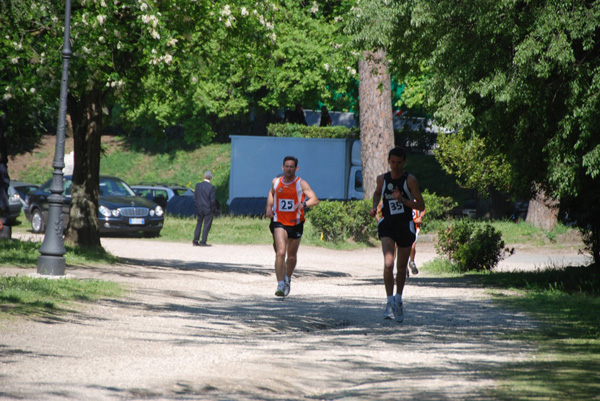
[270,220,304,239]
[377,218,416,248]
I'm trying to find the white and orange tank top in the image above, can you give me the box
[272,176,305,226]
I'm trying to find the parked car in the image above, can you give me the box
[24,175,164,237]
[131,183,192,208]
[2,183,24,225]
[131,183,196,217]
[10,180,39,210]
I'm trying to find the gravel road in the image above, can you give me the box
[0,234,587,400]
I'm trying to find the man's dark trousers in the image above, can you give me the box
[193,210,213,244]
[193,180,216,245]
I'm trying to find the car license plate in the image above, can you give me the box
[129,218,145,225]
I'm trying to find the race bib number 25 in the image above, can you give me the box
[278,199,295,211]
[388,199,404,215]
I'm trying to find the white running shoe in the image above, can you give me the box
[275,283,285,297]
[383,302,395,320]
[284,278,291,297]
[409,260,419,275]
[394,302,404,323]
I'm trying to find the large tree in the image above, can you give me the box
[388,0,600,265]
[345,0,399,198]
[2,1,361,248]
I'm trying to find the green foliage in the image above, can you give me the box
[387,0,600,265]
[436,219,512,272]
[266,123,359,139]
[435,130,512,195]
[305,199,377,243]
[421,190,456,222]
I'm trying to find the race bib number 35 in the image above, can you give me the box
[278,199,295,211]
[388,199,404,215]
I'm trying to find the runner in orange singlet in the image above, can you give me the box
[266,156,319,297]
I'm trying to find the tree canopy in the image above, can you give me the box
[0,0,362,247]
[387,0,600,263]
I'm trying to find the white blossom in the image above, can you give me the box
[30,88,36,94]
[151,30,160,40]
[241,7,248,16]
[167,38,178,46]
[164,54,173,64]
[3,93,12,101]
[310,1,319,14]
[10,57,19,64]
[220,5,231,17]
[225,19,232,28]
[97,14,107,25]
[140,2,148,11]
[324,63,330,72]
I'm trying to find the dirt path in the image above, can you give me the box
[0,236,584,400]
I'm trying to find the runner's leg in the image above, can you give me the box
[273,227,288,282]
[395,246,411,297]
[381,237,396,296]
[285,237,301,279]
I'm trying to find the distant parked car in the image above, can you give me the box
[10,181,39,210]
[2,183,24,225]
[131,183,196,217]
[24,175,164,237]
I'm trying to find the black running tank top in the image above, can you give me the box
[380,172,414,223]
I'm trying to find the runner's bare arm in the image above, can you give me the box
[297,180,319,210]
[405,174,425,212]
[369,174,384,217]
[265,178,277,218]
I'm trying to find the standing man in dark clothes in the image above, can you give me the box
[193,170,217,246]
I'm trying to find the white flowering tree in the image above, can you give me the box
[1,0,362,248]
[0,0,279,247]
[120,0,360,140]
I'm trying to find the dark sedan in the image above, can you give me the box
[25,175,164,237]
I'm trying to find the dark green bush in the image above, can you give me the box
[348,199,378,242]
[435,219,513,272]
[305,200,377,243]
[421,190,457,222]
[267,123,359,139]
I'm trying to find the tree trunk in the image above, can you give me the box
[64,89,103,249]
[526,184,558,231]
[358,49,394,200]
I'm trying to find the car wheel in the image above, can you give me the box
[143,229,161,238]
[31,209,46,233]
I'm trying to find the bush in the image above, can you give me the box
[305,200,377,243]
[421,190,457,223]
[267,123,359,139]
[435,219,513,272]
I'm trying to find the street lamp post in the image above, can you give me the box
[37,0,72,276]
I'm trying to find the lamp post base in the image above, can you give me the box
[0,223,10,240]
[37,255,66,276]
